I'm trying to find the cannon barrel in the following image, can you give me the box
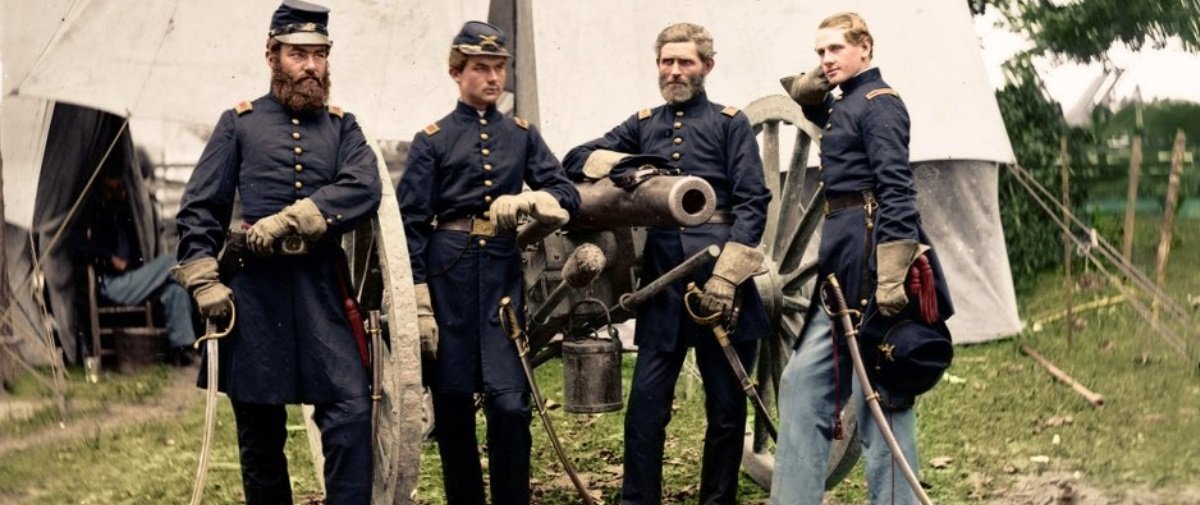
[572,175,716,229]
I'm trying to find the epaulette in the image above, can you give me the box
[865,88,900,100]
[423,122,441,137]
[637,108,652,120]
[233,100,253,116]
[327,105,344,118]
[513,117,529,130]
[721,105,740,117]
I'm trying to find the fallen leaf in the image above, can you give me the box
[929,456,953,468]
[1030,455,1050,464]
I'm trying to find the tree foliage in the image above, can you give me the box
[978,0,1200,63]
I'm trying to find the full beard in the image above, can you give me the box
[271,61,331,113]
[659,73,705,105]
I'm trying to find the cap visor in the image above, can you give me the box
[275,32,331,46]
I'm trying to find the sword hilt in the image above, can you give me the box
[193,303,237,349]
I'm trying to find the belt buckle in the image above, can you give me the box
[278,234,309,255]
[470,218,497,237]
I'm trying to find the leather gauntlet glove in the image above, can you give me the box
[414,283,439,361]
[524,191,569,227]
[875,239,930,317]
[488,194,529,232]
[780,64,832,106]
[171,257,233,319]
[247,198,327,255]
[581,150,631,180]
[701,242,764,319]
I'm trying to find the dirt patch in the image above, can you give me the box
[986,473,1200,505]
[0,366,201,458]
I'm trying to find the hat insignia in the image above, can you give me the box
[478,34,500,50]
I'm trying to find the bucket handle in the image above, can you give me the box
[566,298,618,343]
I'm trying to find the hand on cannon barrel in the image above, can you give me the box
[701,242,765,320]
[414,283,438,361]
[489,190,569,232]
[171,257,234,319]
[246,198,327,255]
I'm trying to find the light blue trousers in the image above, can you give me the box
[100,255,195,348]
[770,310,921,505]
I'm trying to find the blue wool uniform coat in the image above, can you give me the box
[398,101,580,396]
[801,68,954,322]
[176,93,381,405]
[563,92,772,351]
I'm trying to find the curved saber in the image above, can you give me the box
[189,305,236,505]
[822,275,933,505]
[683,283,778,442]
[498,297,598,505]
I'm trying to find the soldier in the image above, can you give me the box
[771,12,954,504]
[563,22,772,505]
[396,21,581,505]
[171,1,381,503]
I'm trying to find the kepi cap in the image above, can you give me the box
[269,0,332,47]
[451,21,510,57]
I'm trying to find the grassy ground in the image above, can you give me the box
[0,218,1196,504]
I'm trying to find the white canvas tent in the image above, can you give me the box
[530,0,1022,342]
[4,0,1021,356]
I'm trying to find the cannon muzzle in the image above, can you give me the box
[572,175,716,229]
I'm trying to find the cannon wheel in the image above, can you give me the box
[306,138,427,504]
[740,95,861,490]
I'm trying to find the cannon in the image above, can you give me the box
[339,94,856,502]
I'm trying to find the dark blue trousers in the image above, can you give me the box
[433,390,532,505]
[622,331,758,505]
[230,396,372,505]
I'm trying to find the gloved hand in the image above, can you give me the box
[170,257,234,319]
[247,198,327,255]
[581,150,631,180]
[875,239,930,317]
[780,64,832,106]
[524,191,569,227]
[488,194,528,232]
[701,242,764,319]
[414,283,438,361]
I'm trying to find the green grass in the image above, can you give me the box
[0,217,1196,504]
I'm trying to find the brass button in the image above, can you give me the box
[482,148,491,156]
[478,239,487,247]
[482,211,490,218]
[336,214,343,220]
[673,137,683,145]
[294,181,303,189]
[827,108,833,114]
[480,118,488,126]
[292,132,301,140]
[294,146,303,154]
[480,132,489,140]
[483,163,493,171]
[672,152,681,160]
[484,195,493,203]
[484,180,493,187]
[326,217,334,224]
[291,118,300,125]
[294,164,303,172]
[675,111,684,117]
[673,121,682,129]
[860,298,869,307]
[825,123,831,130]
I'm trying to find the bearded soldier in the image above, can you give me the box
[171,1,381,503]
[563,22,772,505]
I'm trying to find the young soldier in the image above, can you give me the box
[396,21,581,505]
[563,22,772,505]
[771,12,954,504]
[172,1,381,503]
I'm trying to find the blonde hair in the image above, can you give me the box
[654,22,715,62]
[819,12,873,59]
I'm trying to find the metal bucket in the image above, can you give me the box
[562,299,623,413]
